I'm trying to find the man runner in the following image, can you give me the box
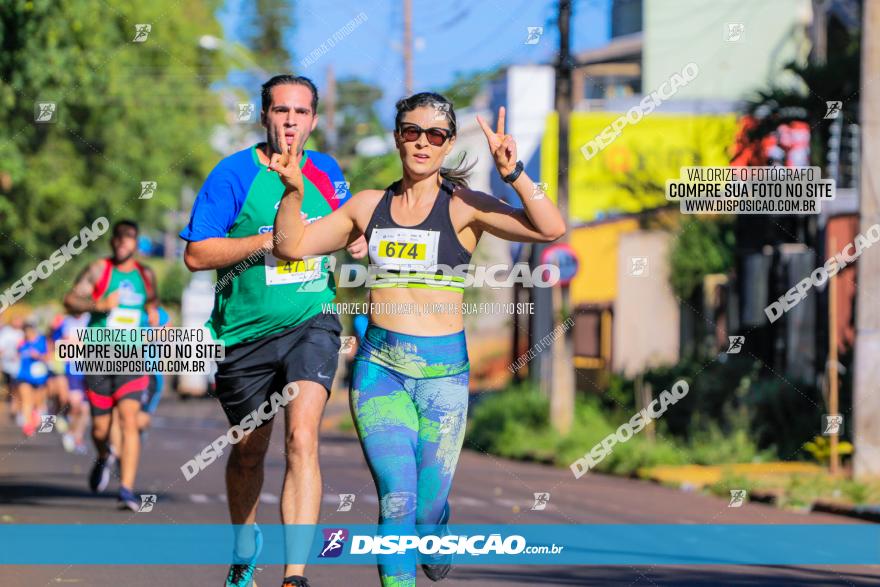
[63,220,159,511]
[180,74,366,587]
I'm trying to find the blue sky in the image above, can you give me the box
[220,0,610,124]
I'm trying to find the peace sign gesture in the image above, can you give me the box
[477,106,518,177]
[267,125,304,197]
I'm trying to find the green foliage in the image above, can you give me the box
[439,68,500,109]
[634,353,825,458]
[744,376,827,457]
[467,382,767,477]
[343,151,401,193]
[842,481,870,505]
[782,475,880,508]
[706,471,755,500]
[708,470,880,510]
[786,474,827,508]
[603,438,689,476]
[803,435,854,466]
[157,261,190,307]
[668,217,735,300]
[466,384,558,461]
[310,75,398,198]
[642,355,757,441]
[309,77,386,163]
[557,406,690,476]
[241,0,293,71]
[602,373,636,411]
[333,78,385,159]
[685,424,772,465]
[0,0,230,287]
[742,36,860,169]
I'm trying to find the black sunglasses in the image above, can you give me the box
[397,123,452,146]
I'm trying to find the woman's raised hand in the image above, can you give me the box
[476,106,518,178]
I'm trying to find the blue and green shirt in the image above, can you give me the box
[180,145,351,347]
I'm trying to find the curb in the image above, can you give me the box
[811,500,880,523]
[645,475,880,523]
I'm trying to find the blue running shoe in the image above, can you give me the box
[118,486,139,512]
[226,524,263,587]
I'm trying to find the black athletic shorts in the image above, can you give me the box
[213,312,342,426]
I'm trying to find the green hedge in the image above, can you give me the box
[466,385,771,476]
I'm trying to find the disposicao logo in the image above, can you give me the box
[319,528,348,558]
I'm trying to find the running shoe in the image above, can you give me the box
[118,486,140,512]
[422,502,452,581]
[61,433,76,453]
[282,575,311,586]
[422,562,452,582]
[54,415,69,434]
[225,524,263,587]
[88,453,116,493]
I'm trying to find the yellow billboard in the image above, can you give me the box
[541,112,738,222]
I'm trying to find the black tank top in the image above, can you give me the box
[365,179,472,292]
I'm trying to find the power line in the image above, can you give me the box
[417,0,535,68]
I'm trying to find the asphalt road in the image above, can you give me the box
[1,392,878,587]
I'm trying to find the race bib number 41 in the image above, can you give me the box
[370,228,439,270]
[265,252,325,285]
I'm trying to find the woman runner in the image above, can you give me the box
[271,92,565,586]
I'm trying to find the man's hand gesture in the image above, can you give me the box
[268,126,304,197]
[477,107,518,177]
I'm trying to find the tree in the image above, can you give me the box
[668,216,736,300]
[309,77,397,192]
[439,68,500,109]
[239,0,294,74]
[314,77,384,161]
[739,37,860,169]
[0,0,231,300]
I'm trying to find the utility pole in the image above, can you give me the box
[403,0,413,95]
[828,237,839,475]
[853,0,880,478]
[549,0,575,434]
[325,64,337,154]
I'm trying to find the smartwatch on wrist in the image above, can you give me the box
[502,160,524,184]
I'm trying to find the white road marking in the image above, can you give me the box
[260,492,279,504]
[450,496,487,507]
[496,498,522,508]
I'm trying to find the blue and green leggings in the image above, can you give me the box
[350,324,469,587]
